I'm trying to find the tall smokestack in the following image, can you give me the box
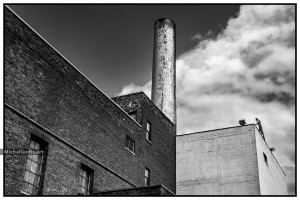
[151,18,176,124]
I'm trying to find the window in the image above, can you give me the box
[145,168,150,186]
[146,121,152,142]
[21,137,46,195]
[263,152,268,166]
[129,111,137,121]
[78,164,93,195]
[125,136,135,153]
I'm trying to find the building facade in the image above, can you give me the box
[4,5,288,196]
[176,124,287,195]
[4,7,176,195]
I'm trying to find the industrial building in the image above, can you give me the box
[4,5,287,196]
[177,123,287,195]
[4,6,175,195]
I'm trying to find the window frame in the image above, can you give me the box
[78,164,94,195]
[21,135,48,195]
[125,135,135,154]
[146,121,152,142]
[145,167,150,186]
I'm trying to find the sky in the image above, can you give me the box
[7,4,295,195]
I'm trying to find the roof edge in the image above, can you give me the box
[177,124,256,137]
[4,6,142,129]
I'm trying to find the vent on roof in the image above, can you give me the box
[239,119,246,126]
[270,147,275,152]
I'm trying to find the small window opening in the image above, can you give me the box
[146,121,152,142]
[125,135,135,153]
[263,152,268,166]
[145,168,150,186]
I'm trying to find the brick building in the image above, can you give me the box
[4,6,176,195]
[4,5,288,196]
[176,124,287,195]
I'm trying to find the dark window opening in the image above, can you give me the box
[146,121,152,142]
[125,136,135,153]
[263,152,268,166]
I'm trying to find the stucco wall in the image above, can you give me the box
[255,128,287,195]
[176,125,260,195]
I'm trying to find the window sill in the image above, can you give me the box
[125,147,135,155]
[20,190,30,195]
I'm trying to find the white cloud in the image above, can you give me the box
[115,81,152,98]
[117,5,295,194]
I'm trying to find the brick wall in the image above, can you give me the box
[95,185,174,196]
[112,92,176,193]
[176,125,260,195]
[5,107,134,195]
[4,6,175,195]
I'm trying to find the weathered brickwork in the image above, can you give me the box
[5,107,133,195]
[176,124,287,195]
[112,92,176,192]
[255,128,287,195]
[95,185,174,196]
[151,18,176,124]
[4,7,176,195]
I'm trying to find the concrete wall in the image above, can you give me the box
[176,125,260,195]
[4,7,175,195]
[112,92,176,193]
[255,128,287,195]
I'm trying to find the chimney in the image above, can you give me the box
[151,18,176,124]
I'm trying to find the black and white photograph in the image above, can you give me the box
[2,3,296,196]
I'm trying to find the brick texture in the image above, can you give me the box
[112,92,176,193]
[4,7,176,195]
[95,185,174,196]
[5,107,133,195]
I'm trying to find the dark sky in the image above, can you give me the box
[8,4,240,97]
